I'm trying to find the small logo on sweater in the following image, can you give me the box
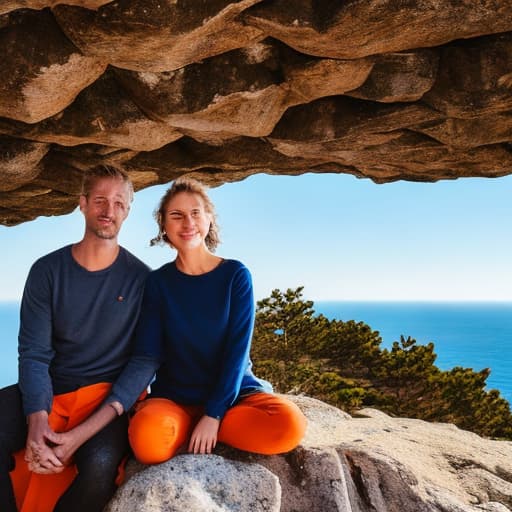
[117,296,124,302]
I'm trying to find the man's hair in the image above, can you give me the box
[151,176,220,251]
[81,165,134,202]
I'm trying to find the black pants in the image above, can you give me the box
[0,384,129,512]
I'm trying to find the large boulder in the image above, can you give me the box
[106,396,512,511]
[107,455,281,512]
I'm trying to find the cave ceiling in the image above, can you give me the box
[1,1,512,225]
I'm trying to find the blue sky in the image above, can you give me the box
[1,172,511,302]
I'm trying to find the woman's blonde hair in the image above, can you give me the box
[150,176,220,252]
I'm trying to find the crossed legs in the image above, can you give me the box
[129,393,307,464]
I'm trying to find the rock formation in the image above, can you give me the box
[106,396,512,512]
[1,1,512,225]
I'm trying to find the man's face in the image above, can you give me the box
[79,177,131,240]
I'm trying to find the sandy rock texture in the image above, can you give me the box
[106,455,281,512]
[106,396,512,512]
[1,2,512,224]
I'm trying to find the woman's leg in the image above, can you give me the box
[218,393,306,455]
[0,384,27,512]
[54,413,129,512]
[128,398,194,464]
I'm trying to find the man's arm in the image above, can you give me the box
[37,272,161,470]
[18,260,58,469]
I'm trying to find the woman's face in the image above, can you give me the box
[163,191,212,251]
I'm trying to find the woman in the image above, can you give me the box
[116,177,307,461]
[110,177,306,463]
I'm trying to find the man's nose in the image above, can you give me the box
[103,201,115,216]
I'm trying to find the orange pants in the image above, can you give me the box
[9,383,115,512]
[128,393,307,464]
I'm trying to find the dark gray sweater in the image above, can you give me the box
[18,245,149,416]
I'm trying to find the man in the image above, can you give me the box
[0,165,149,512]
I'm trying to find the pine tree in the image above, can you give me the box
[252,287,321,361]
[371,336,440,416]
[250,287,512,440]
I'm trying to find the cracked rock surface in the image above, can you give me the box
[2,1,512,225]
[106,396,512,512]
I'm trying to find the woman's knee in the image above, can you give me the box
[221,394,307,454]
[257,395,307,451]
[128,399,191,464]
[276,398,307,450]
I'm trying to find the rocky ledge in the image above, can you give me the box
[106,396,512,512]
[2,2,512,225]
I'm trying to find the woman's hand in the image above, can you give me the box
[188,415,220,454]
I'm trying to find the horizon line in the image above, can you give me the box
[3,298,512,304]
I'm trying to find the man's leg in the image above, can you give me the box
[0,384,28,512]
[54,413,129,512]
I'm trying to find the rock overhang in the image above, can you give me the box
[1,1,512,225]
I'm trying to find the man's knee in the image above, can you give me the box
[0,384,27,462]
[0,441,16,472]
[77,448,122,484]
[75,416,129,480]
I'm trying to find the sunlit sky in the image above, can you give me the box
[1,172,512,303]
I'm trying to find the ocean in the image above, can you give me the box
[1,301,511,404]
[316,301,512,404]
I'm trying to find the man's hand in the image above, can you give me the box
[44,430,81,467]
[188,415,220,455]
[25,411,64,474]
[34,400,122,471]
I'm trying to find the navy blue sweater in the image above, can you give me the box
[110,259,271,419]
[18,245,149,416]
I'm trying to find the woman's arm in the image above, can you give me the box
[188,265,254,453]
[206,265,255,420]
